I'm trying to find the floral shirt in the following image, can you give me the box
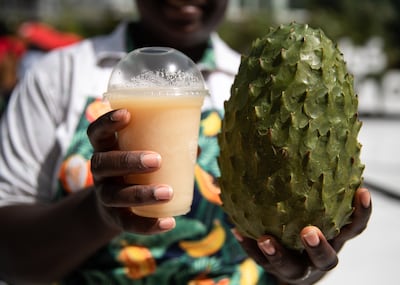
[0,22,276,285]
[56,53,275,284]
[57,96,276,285]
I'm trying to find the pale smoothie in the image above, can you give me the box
[105,88,205,217]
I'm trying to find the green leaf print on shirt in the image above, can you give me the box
[56,98,274,285]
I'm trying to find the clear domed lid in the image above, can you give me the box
[106,47,207,93]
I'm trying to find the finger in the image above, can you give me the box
[332,188,372,250]
[343,188,372,237]
[301,226,338,271]
[91,150,161,180]
[87,109,130,152]
[230,229,273,271]
[117,208,176,234]
[257,235,306,280]
[98,183,173,207]
[231,229,306,280]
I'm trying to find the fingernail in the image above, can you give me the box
[231,228,244,242]
[110,109,128,121]
[154,185,173,200]
[141,153,161,168]
[360,189,371,208]
[258,238,276,256]
[303,229,320,247]
[159,217,176,230]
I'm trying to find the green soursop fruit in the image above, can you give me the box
[218,22,364,251]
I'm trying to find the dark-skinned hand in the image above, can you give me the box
[87,109,176,235]
[88,109,372,285]
[232,188,372,285]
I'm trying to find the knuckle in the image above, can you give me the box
[132,187,148,204]
[125,185,156,206]
[120,152,145,171]
[354,224,367,236]
[309,247,339,272]
[120,152,135,168]
[90,153,104,175]
[87,116,105,142]
[86,120,97,138]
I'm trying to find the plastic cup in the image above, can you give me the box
[104,47,207,218]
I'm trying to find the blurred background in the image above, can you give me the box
[1,0,399,284]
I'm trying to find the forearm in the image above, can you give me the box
[0,187,121,284]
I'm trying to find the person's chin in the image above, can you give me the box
[159,22,203,43]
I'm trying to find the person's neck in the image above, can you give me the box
[129,22,208,63]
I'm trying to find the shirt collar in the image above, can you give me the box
[94,21,239,77]
[94,22,128,68]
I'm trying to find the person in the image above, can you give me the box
[16,21,82,79]
[0,22,26,116]
[0,21,81,117]
[0,1,372,284]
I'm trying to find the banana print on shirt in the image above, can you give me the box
[56,98,274,285]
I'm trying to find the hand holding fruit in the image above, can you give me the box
[233,188,371,284]
[218,22,372,284]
